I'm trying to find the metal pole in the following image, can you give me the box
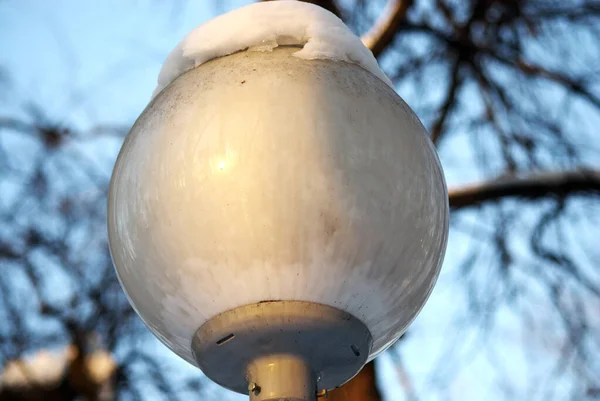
[247,354,317,401]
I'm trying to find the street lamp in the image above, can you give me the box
[108,2,448,401]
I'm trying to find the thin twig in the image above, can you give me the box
[430,60,461,144]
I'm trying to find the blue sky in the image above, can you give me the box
[1,1,596,400]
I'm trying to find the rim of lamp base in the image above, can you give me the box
[191,301,373,400]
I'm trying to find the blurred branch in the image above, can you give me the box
[260,0,343,18]
[449,169,600,209]
[430,60,461,144]
[361,0,414,57]
[532,2,600,21]
[494,56,600,109]
[388,347,419,401]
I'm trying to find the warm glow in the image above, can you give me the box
[108,49,448,367]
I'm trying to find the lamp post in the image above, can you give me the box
[108,3,448,401]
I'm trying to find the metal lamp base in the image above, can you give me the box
[191,301,373,400]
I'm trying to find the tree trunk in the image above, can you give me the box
[328,362,381,401]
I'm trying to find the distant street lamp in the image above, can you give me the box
[108,2,448,401]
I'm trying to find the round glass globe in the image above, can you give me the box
[108,48,448,366]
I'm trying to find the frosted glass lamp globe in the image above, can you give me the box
[108,47,448,396]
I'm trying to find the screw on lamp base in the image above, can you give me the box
[191,301,373,398]
[247,354,316,401]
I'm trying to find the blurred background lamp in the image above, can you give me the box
[108,2,449,400]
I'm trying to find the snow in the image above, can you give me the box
[0,346,115,389]
[1,347,75,388]
[153,1,392,98]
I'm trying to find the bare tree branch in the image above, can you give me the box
[361,0,414,57]
[449,169,600,209]
[430,60,461,144]
[260,0,343,18]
